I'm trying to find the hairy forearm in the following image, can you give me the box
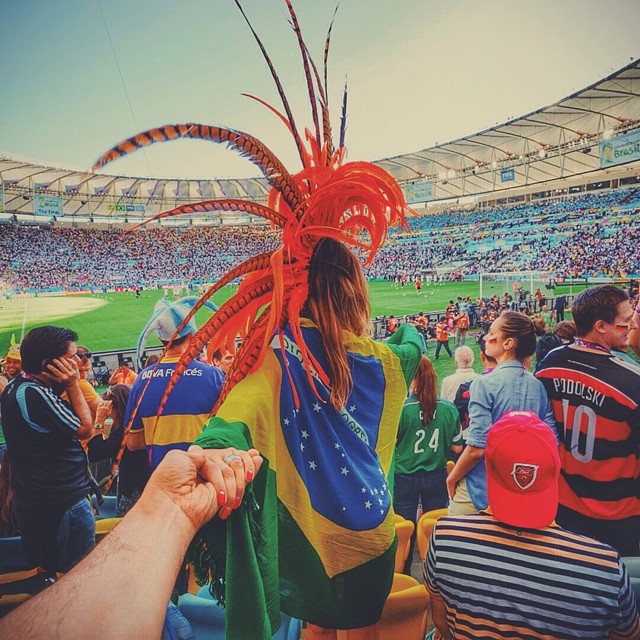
[0,490,196,640]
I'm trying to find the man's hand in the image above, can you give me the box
[43,356,80,388]
[142,446,263,534]
[445,473,458,500]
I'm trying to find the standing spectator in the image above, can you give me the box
[126,299,224,470]
[446,311,554,515]
[440,346,477,402]
[0,326,95,572]
[87,384,150,516]
[109,361,137,386]
[536,285,640,556]
[0,343,21,460]
[386,315,399,336]
[434,316,453,359]
[554,293,567,322]
[192,239,424,639]
[394,356,462,573]
[453,308,470,347]
[426,410,640,640]
[63,345,101,427]
[212,348,235,377]
[0,343,21,387]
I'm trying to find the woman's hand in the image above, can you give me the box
[200,447,263,519]
[95,400,112,424]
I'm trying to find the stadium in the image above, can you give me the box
[1,1,640,637]
[1,59,639,367]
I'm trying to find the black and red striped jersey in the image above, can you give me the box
[536,345,640,520]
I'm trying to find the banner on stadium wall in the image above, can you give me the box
[599,130,640,168]
[500,168,515,182]
[34,194,61,217]
[105,204,146,212]
[403,181,433,204]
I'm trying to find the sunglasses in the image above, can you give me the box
[76,351,92,360]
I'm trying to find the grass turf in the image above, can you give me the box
[0,278,583,383]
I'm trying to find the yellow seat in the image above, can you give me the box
[95,517,123,542]
[336,573,429,640]
[415,508,448,563]
[394,515,415,572]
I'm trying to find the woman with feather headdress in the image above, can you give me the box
[92,3,424,638]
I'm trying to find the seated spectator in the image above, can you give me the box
[109,362,137,386]
[425,410,640,640]
[440,346,477,401]
[394,356,462,574]
[87,384,150,516]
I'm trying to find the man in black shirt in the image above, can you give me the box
[1,326,95,572]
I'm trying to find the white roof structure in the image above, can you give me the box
[1,59,639,224]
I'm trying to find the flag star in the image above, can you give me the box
[313,402,321,412]
[301,430,309,439]
[370,489,375,495]
[378,497,383,506]
[300,442,305,451]
[341,453,345,457]
[374,488,379,495]
[380,509,384,514]
[361,487,367,494]
[283,418,290,426]
[349,405,356,412]
[341,467,349,476]
[381,483,387,492]
[309,460,317,470]
[342,507,346,511]
[365,500,372,509]
[334,442,341,450]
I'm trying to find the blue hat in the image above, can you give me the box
[136,296,217,367]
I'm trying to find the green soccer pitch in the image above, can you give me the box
[0,277,581,382]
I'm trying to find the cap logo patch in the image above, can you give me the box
[512,463,538,490]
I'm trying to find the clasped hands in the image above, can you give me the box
[143,445,263,534]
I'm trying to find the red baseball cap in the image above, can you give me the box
[485,410,559,529]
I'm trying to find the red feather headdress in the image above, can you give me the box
[93,0,412,418]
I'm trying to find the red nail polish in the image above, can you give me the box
[232,496,242,509]
[245,469,254,482]
[217,491,226,506]
[220,506,231,520]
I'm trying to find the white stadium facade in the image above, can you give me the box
[1,58,639,227]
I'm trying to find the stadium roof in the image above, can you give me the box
[1,58,640,219]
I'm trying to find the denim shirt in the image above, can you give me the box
[465,360,555,510]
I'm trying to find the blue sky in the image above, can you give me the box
[1,0,639,179]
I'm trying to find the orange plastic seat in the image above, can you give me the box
[415,508,448,563]
[336,573,429,640]
[95,517,123,542]
[394,515,415,572]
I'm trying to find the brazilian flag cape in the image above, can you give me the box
[190,321,423,640]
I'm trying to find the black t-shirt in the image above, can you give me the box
[1,375,92,511]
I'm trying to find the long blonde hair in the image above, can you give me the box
[305,239,370,409]
[411,356,438,425]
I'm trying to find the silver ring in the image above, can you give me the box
[224,453,242,465]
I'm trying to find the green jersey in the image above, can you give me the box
[394,395,461,474]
